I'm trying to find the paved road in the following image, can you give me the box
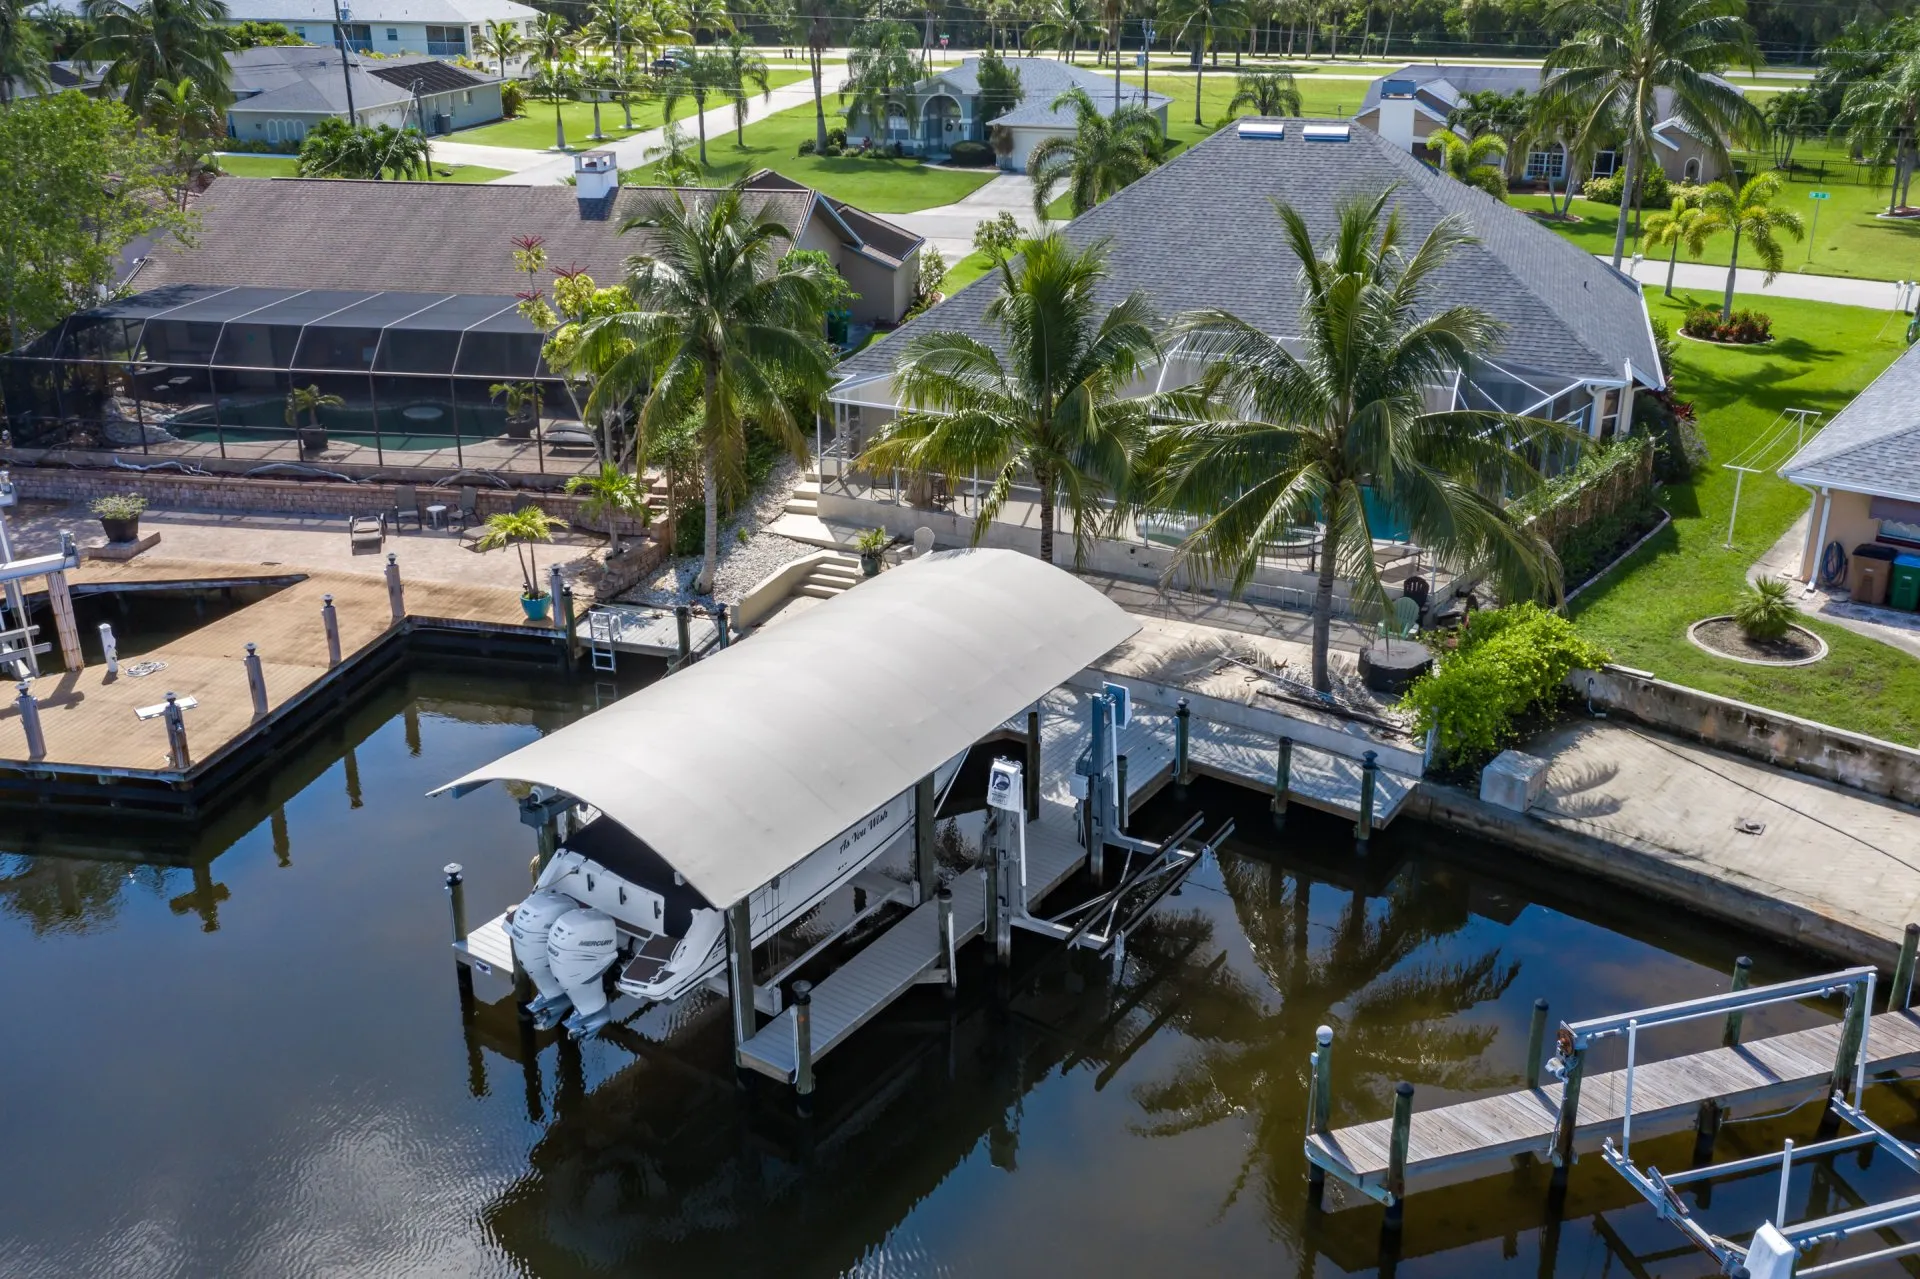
[1607,253,1905,310]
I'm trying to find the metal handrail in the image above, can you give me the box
[1567,966,1874,1045]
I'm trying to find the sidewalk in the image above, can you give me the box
[1609,254,1903,309]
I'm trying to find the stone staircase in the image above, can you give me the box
[794,553,862,599]
[784,471,821,519]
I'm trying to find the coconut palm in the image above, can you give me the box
[1224,68,1301,119]
[1524,87,1602,216]
[856,232,1159,566]
[681,0,732,44]
[799,0,832,152]
[1696,172,1804,320]
[715,33,769,146]
[577,188,835,594]
[475,506,568,600]
[1151,192,1565,692]
[146,75,222,208]
[296,118,430,179]
[1643,190,1713,295]
[586,0,644,127]
[841,20,918,150]
[660,48,731,165]
[1026,0,1102,62]
[1839,49,1920,216]
[82,0,234,113]
[1030,86,1162,218]
[565,462,652,551]
[1427,127,1508,200]
[1163,0,1249,126]
[529,11,577,150]
[475,17,525,78]
[1538,0,1762,269]
[0,0,52,105]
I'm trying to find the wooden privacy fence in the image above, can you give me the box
[1523,440,1656,555]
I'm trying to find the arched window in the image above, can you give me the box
[884,104,909,143]
[1683,157,1701,183]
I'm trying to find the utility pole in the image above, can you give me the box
[412,78,433,179]
[332,0,358,120]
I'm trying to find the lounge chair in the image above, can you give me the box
[349,511,385,549]
[390,483,423,531]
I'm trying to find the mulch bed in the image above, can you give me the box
[1691,617,1822,663]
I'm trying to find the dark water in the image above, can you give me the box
[3,669,1917,1279]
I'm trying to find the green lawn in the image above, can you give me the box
[214,154,510,183]
[943,247,997,292]
[664,99,998,212]
[1570,288,1920,744]
[1511,139,1919,283]
[453,68,810,151]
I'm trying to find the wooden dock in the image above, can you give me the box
[587,602,718,658]
[1308,1009,1920,1200]
[0,557,533,779]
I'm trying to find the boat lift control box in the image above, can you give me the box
[987,758,1024,811]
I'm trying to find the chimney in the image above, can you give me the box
[574,150,618,220]
[1376,79,1418,153]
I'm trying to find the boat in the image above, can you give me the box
[510,750,969,1037]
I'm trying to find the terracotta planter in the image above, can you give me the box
[100,516,140,544]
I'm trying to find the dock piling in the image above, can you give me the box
[559,586,577,670]
[1307,1025,1334,1205]
[1273,736,1293,827]
[1550,1036,1586,1182]
[98,622,118,677]
[1175,698,1191,791]
[1891,924,1919,1011]
[1827,983,1870,1116]
[710,602,731,648]
[674,604,692,667]
[1025,709,1041,820]
[725,900,757,1076]
[1724,956,1754,1046]
[321,594,341,668]
[1116,753,1129,831]
[1525,998,1549,1088]
[1356,751,1379,847]
[444,862,467,942]
[244,642,269,719]
[938,885,956,997]
[162,691,191,769]
[914,772,937,902]
[385,553,405,623]
[547,566,564,634]
[792,979,815,1110]
[14,680,44,761]
[1385,1082,1414,1230]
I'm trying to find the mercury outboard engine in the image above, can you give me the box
[548,907,619,1037]
[509,890,579,1029]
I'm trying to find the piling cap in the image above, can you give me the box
[323,594,334,606]
[245,642,257,655]
[164,690,177,703]
[1316,1025,1333,1045]
[14,680,28,697]
[793,979,813,1001]
[1396,1081,1414,1097]
[387,552,396,564]
[443,862,463,877]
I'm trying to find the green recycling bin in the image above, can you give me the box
[1892,553,1920,611]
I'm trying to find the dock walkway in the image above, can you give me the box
[1309,1009,1920,1198]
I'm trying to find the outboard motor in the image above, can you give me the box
[509,890,579,1028]
[548,907,619,1037]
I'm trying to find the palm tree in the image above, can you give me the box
[284,383,343,430]
[295,118,430,179]
[1151,192,1565,692]
[1030,87,1162,218]
[587,0,644,128]
[475,506,568,600]
[565,462,652,551]
[475,17,525,79]
[637,0,691,64]
[648,118,701,184]
[1026,0,1101,62]
[1840,49,1920,216]
[579,54,615,138]
[1763,87,1824,171]
[1224,68,1300,119]
[1450,86,1530,162]
[660,49,731,165]
[1696,172,1804,320]
[0,0,52,105]
[577,188,835,594]
[856,232,1159,565]
[680,0,732,45]
[1427,127,1509,200]
[1524,88,1601,216]
[1099,0,1126,108]
[146,76,222,208]
[716,33,770,146]
[841,20,919,150]
[1644,190,1713,295]
[800,0,832,152]
[1538,0,1761,269]
[82,0,234,114]
[528,12,578,150]
[1164,0,1249,126]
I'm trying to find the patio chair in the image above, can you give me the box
[454,486,480,528]
[390,483,423,531]
[348,511,385,550]
[1387,595,1420,640]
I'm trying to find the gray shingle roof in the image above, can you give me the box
[925,56,1169,129]
[1355,63,1735,134]
[1780,344,1920,501]
[837,119,1660,389]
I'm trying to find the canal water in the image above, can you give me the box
[3,667,1916,1278]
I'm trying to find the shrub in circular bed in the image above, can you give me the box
[946,140,995,167]
[1682,305,1772,344]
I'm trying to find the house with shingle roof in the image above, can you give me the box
[224,45,503,146]
[1780,343,1920,597]
[845,55,1170,173]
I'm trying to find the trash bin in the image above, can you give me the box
[1892,553,1920,611]
[1854,543,1896,606]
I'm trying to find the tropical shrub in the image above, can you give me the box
[827,126,847,148]
[501,81,527,118]
[1583,169,1673,207]
[1682,305,1771,343]
[1402,603,1611,766]
[947,139,995,166]
[797,137,815,155]
[89,492,147,520]
[1733,576,1795,641]
[1634,388,1708,482]
[1649,317,1674,380]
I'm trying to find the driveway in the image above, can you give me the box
[889,172,1058,264]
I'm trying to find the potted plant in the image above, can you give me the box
[474,504,568,621]
[855,526,889,577]
[286,384,344,453]
[490,381,543,440]
[563,462,651,554]
[90,492,147,543]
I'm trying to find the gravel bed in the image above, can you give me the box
[617,455,820,607]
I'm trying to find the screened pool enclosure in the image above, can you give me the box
[0,285,607,477]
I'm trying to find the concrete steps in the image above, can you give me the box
[784,480,821,517]
[795,553,862,600]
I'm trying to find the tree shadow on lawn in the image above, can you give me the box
[1566,517,1684,616]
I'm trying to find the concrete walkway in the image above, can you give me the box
[1755,509,1920,662]
[889,172,1051,263]
[1609,254,1904,309]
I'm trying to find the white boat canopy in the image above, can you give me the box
[432,549,1141,909]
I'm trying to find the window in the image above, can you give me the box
[385,26,397,41]
[425,24,465,55]
[336,22,371,50]
[1591,150,1619,178]
[884,104,908,143]
[1524,150,1565,182]
[1883,518,1920,549]
[462,89,473,105]
[292,25,305,38]
[1683,156,1701,182]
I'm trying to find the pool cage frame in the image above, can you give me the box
[0,284,598,476]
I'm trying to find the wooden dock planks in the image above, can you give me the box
[1310,1010,1920,1189]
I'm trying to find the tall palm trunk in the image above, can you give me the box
[1609,137,1639,268]
[1382,4,1393,55]
[1192,51,1203,125]
[1721,226,1742,321]
[1665,236,1680,295]
[554,95,567,149]
[1112,19,1122,111]
[695,92,709,164]
[698,366,721,592]
[1036,466,1056,563]
[1309,518,1337,691]
[811,45,827,151]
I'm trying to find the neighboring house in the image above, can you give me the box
[225,45,502,145]
[1780,344,1920,604]
[844,55,1170,172]
[128,155,924,327]
[4,60,109,103]
[1353,64,1733,187]
[221,0,540,63]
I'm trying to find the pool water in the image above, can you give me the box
[2,668,1915,1279]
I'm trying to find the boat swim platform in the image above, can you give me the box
[1308,1009,1920,1205]
[0,556,547,807]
